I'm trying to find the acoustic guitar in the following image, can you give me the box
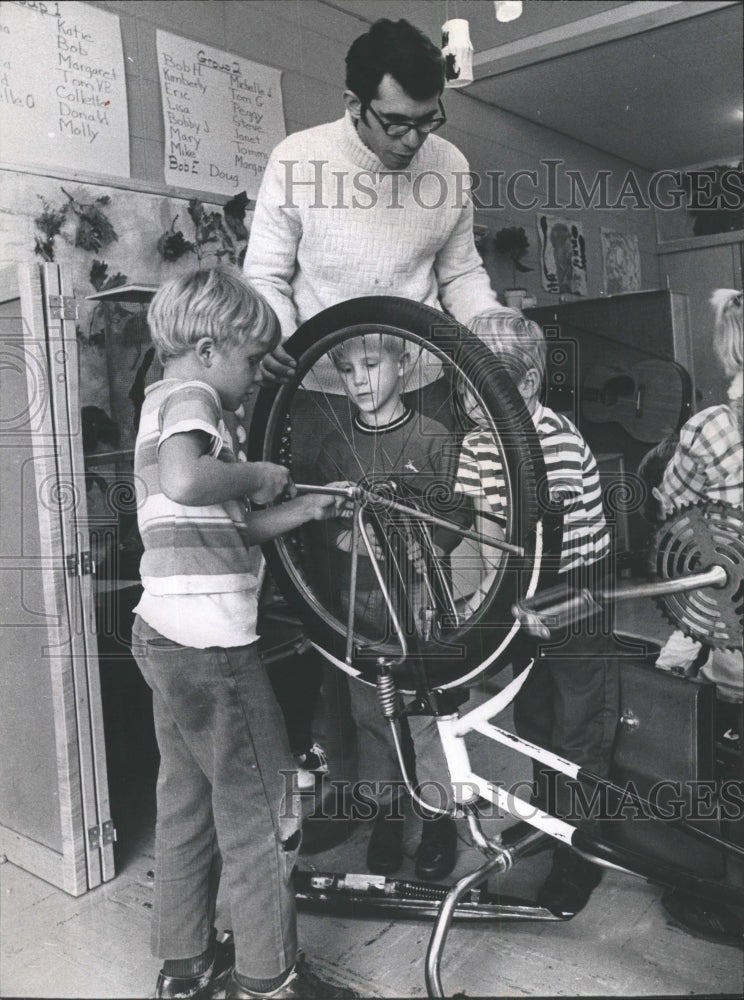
[581,359,692,443]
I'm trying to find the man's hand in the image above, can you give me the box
[246,462,295,504]
[260,343,296,383]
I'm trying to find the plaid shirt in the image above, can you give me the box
[661,402,743,511]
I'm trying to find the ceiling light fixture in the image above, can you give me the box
[441,18,473,88]
[494,1,523,23]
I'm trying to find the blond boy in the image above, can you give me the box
[131,268,354,1000]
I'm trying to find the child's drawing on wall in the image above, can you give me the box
[601,229,641,295]
[538,215,588,297]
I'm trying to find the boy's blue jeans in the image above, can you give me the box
[131,616,300,979]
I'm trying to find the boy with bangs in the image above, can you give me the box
[317,332,461,883]
[130,268,355,999]
[455,312,617,918]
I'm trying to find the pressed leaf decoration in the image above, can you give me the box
[493,226,533,287]
[31,189,126,347]
[90,259,127,292]
[157,192,252,267]
[34,197,68,261]
[223,191,250,242]
[157,216,196,262]
[62,188,119,252]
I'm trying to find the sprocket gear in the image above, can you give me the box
[650,501,743,650]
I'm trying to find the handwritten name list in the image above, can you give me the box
[156,31,285,199]
[0,1,129,177]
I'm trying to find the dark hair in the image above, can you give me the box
[345,19,444,105]
[637,436,679,522]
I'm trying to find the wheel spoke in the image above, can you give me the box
[296,484,524,556]
[250,298,546,689]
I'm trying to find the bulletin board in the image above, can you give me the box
[0,0,129,179]
[156,29,285,199]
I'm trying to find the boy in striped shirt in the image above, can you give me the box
[455,312,617,917]
[131,268,354,1000]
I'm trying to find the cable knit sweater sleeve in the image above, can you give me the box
[432,149,506,328]
[243,144,303,338]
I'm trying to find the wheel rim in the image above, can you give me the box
[249,298,545,689]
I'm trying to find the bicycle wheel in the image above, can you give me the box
[248,296,546,691]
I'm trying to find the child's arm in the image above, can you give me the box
[654,629,703,675]
[240,491,344,545]
[160,429,342,542]
[311,479,381,555]
[159,430,292,506]
[427,443,474,554]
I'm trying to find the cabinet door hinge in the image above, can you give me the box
[47,295,80,321]
[88,820,117,851]
[66,551,95,577]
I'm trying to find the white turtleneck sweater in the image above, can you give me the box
[244,113,506,338]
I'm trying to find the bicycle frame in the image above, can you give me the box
[250,301,743,996]
[293,482,543,689]
[427,664,742,994]
[280,485,743,996]
[292,645,744,996]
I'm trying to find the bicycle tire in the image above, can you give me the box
[248,296,546,691]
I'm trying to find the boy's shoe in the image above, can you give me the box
[414,815,458,881]
[536,847,603,918]
[155,930,234,999]
[225,953,359,998]
[299,785,357,855]
[293,743,329,791]
[366,812,405,875]
[720,727,742,751]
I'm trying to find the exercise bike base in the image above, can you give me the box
[293,869,566,922]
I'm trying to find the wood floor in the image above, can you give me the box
[2,746,742,998]
[1,595,742,998]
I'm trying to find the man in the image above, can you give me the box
[244,18,511,881]
[245,17,511,379]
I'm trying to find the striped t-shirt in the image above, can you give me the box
[456,403,610,573]
[133,379,261,648]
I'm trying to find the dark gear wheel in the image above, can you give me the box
[651,501,744,650]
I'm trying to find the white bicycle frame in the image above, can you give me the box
[281,488,742,997]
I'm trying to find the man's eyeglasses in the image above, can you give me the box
[364,100,446,137]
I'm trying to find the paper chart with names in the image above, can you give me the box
[0,0,129,177]
[156,30,285,199]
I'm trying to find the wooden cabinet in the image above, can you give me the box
[0,263,114,895]
[526,290,694,566]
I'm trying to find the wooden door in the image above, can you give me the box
[0,262,114,895]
